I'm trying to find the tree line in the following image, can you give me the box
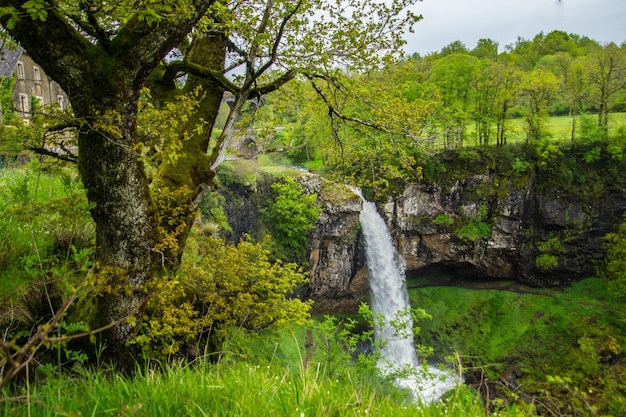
[259,30,625,192]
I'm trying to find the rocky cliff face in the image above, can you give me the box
[216,172,368,314]
[217,167,625,313]
[298,176,367,314]
[383,173,625,287]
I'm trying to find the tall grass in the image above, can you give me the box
[0,161,93,283]
[1,353,489,417]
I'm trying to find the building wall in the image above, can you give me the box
[12,54,68,122]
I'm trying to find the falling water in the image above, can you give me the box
[356,190,456,404]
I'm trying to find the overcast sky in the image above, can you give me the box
[404,0,626,56]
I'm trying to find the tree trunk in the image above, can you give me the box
[76,89,161,363]
[156,33,227,267]
[0,0,219,366]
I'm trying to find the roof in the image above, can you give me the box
[0,46,23,77]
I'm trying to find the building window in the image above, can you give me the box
[57,95,64,110]
[33,66,41,84]
[16,61,25,80]
[19,93,29,113]
[35,96,44,109]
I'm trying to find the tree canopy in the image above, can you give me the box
[0,0,422,360]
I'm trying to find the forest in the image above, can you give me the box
[1,0,626,415]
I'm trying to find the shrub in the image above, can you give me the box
[133,234,312,359]
[267,177,320,263]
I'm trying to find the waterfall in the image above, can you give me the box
[356,190,456,404]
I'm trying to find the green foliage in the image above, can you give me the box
[267,177,321,263]
[0,161,94,299]
[411,278,626,415]
[455,203,491,241]
[534,235,567,270]
[455,221,492,241]
[603,214,626,297]
[0,161,97,385]
[510,157,532,175]
[0,355,487,417]
[432,213,454,226]
[133,233,312,359]
[535,253,558,270]
[536,236,566,254]
[1,301,488,416]
[579,113,604,143]
[583,145,602,163]
[310,310,376,379]
[198,191,232,234]
[264,31,625,191]
[136,87,204,182]
[606,143,624,161]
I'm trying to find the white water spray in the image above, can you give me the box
[355,190,457,404]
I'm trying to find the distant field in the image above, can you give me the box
[505,112,626,143]
[456,112,626,147]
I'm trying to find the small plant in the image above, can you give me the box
[511,156,532,175]
[455,202,492,241]
[535,253,558,270]
[535,235,566,271]
[432,213,454,226]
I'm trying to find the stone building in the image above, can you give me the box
[0,46,69,124]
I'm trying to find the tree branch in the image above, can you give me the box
[252,69,297,96]
[251,0,305,82]
[29,146,77,163]
[166,60,240,94]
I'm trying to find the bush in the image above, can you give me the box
[133,234,312,359]
[267,177,320,263]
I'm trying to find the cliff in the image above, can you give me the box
[384,173,625,287]
[215,144,626,312]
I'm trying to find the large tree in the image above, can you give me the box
[0,0,420,361]
[585,43,626,138]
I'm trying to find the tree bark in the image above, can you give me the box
[76,90,160,359]
[155,33,228,267]
[0,0,217,362]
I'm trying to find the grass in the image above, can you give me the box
[495,112,626,144]
[408,277,626,414]
[410,277,626,363]
[1,336,490,417]
[0,162,93,311]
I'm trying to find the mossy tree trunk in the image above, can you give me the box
[154,33,228,267]
[0,0,217,362]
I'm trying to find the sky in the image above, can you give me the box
[403,0,626,56]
